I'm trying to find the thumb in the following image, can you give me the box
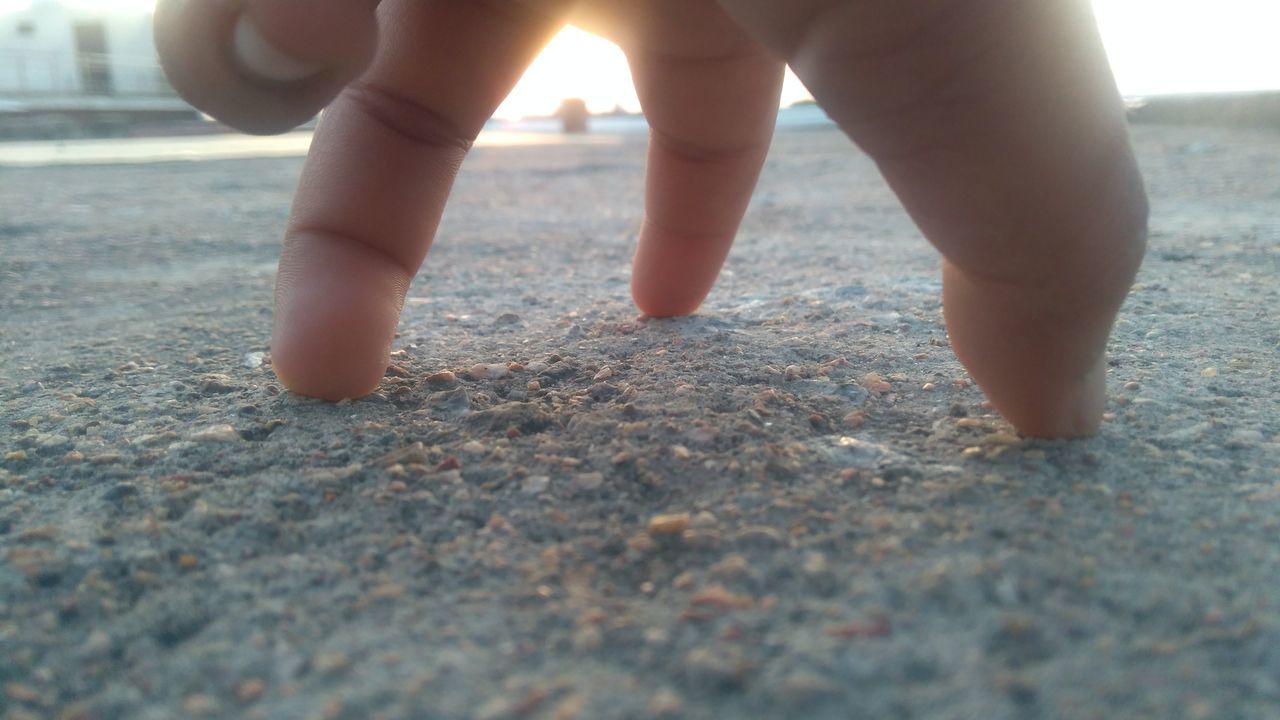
[154,0,380,135]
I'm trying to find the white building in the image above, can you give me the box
[0,0,171,97]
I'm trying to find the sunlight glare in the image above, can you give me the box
[1093,0,1280,95]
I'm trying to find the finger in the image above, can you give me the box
[719,0,1148,437]
[271,0,562,400]
[154,0,380,134]
[623,8,784,317]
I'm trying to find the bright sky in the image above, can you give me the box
[3,0,1279,118]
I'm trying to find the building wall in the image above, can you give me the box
[0,1,169,96]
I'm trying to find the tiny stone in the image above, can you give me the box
[782,673,840,703]
[733,526,785,548]
[183,694,217,715]
[5,449,28,462]
[573,472,604,490]
[709,555,751,580]
[842,410,866,428]
[1200,367,1218,378]
[191,424,240,443]
[313,652,351,675]
[681,529,724,550]
[243,352,266,368]
[670,445,692,460]
[236,678,266,704]
[5,682,41,703]
[64,450,84,463]
[571,624,603,652]
[647,689,683,718]
[861,372,891,395]
[647,512,690,536]
[690,511,718,529]
[593,366,614,382]
[199,375,237,394]
[626,532,658,554]
[1124,381,1141,391]
[469,363,510,381]
[802,552,829,575]
[460,440,486,455]
[177,554,198,570]
[921,382,937,391]
[425,370,457,387]
[521,475,550,494]
[690,585,754,610]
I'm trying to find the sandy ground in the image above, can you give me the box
[1,124,1279,720]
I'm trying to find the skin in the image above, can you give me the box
[154,0,1148,438]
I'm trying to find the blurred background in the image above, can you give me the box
[0,0,1277,142]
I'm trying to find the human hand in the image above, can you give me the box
[155,0,1147,438]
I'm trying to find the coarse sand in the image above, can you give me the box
[1,125,1279,719]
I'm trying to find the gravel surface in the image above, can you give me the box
[2,125,1279,720]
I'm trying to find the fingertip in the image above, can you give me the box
[269,325,390,402]
[630,279,705,319]
[978,353,1108,440]
[270,237,408,403]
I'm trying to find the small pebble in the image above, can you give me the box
[647,689,683,718]
[573,472,604,490]
[4,450,28,462]
[593,366,614,382]
[190,425,240,443]
[842,410,866,428]
[469,363,510,381]
[690,511,718,529]
[425,370,457,387]
[313,652,351,675]
[647,513,690,536]
[1200,367,1218,378]
[5,682,40,703]
[521,475,550,494]
[861,372,891,395]
[235,678,266,704]
[183,694,217,715]
[690,585,754,610]
[782,672,840,703]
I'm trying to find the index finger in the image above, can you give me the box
[271,0,562,399]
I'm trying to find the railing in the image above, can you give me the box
[0,48,177,97]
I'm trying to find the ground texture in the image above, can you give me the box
[1,125,1279,720]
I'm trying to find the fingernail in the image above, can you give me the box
[232,13,323,83]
